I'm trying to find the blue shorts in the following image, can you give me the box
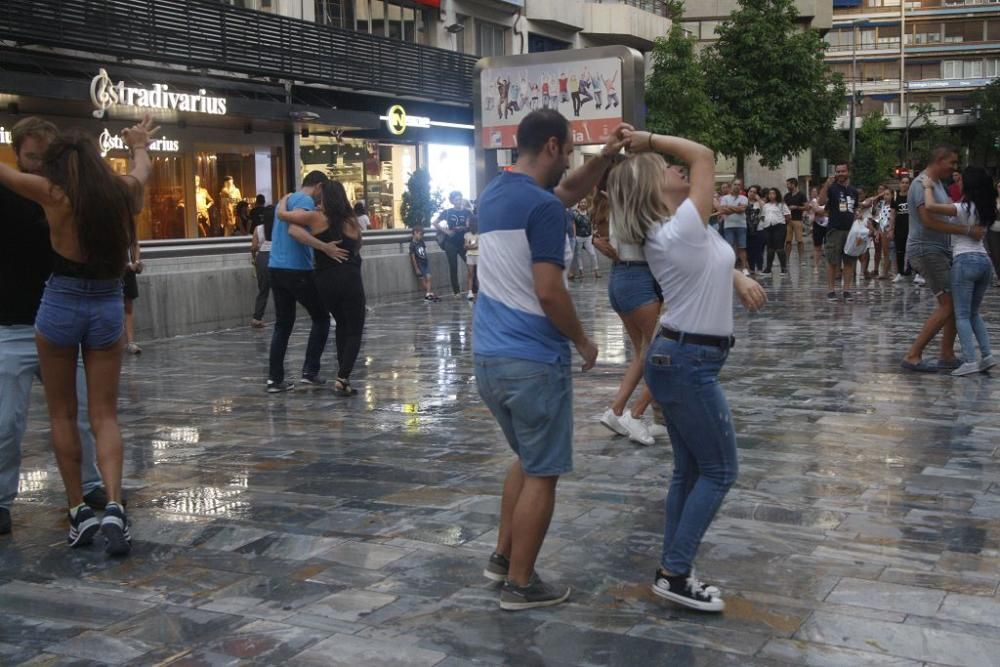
[474,355,573,477]
[35,275,124,349]
[608,263,662,315]
[414,260,429,278]
[724,226,747,250]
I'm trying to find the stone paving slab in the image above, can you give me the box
[2,263,1000,665]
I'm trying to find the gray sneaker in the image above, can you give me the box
[979,355,997,372]
[483,552,509,582]
[499,573,570,611]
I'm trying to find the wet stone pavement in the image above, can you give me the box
[3,256,1000,667]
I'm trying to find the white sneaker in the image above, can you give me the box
[619,413,654,446]
[742,269,750,277]
[978,355,997,372]
[892,274,904,283]
[648,423,668,440]
[913,274,926,286]
[952,362,982,377]
[466,291,475,301]
[600,409,629,437]
[125,342,142,355]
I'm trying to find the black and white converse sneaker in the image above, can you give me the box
[101,503,132,557]
[67,505,99,548]
[266,380,295,394]
[651,569,724,612]
[482,552,510,582]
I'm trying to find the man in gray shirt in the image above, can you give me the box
[719,178,749,275]
[902,145,985,372]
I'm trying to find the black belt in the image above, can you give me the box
[660,328,735,350]
[614,260,648,267]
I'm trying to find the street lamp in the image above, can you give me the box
[848,19,866,165]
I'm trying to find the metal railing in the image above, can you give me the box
[141,228,415,259]
[594,0,671,18]
[0,0,478,104]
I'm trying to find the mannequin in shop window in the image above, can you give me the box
[219,176,242,236]
[195,175,214,237]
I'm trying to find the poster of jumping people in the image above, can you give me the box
[480,57,623,149]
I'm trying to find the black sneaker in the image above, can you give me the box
[483,552,510,582]
[101,503,131,557]
[67,505,100,548]
[843,291,853,302]
[651,569,724,612]
[499,573,570,611]
[300,375,327,388]
[0,507,11,535]
[266,380,295,394]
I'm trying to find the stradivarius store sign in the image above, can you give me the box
[90,68,227,116]
[0,126,179,158]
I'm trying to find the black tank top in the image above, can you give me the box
[314,226,361,270]
[52,252,122,280]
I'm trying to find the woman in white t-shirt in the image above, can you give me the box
[759,188,790,274]
[618,130,767,613]
[809,187,829,268]
[354,201,371,231]
[920,167,996,376]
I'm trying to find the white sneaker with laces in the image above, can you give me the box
[619,413,654,446]
[913,274,926,286]
[892,274,904,283]
[600,409,629,437]
[648,423,668,440]
[952,361,982,377]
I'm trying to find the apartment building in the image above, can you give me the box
[826,0,1000,134]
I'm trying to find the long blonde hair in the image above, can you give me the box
[607,153,671,245]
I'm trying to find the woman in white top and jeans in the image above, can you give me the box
[920,167,997,376]
[619,130,767,612]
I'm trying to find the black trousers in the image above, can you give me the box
[444,239,467,295]
[894,218,911,275]
[253,251,270,320]
[268,268,330,383]
[314,264,366,381]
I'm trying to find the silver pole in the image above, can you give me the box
[900,1,907,167]
[849,23,858,164]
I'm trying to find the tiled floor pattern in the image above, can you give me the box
[2,256,1000,666]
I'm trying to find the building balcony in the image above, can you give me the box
[676,0,831,30]
[524,0,587,31]
[833,0,1000,17]
[581,1,673,49]
[0,0,478,105]
[835,108,976,128]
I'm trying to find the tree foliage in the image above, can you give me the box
[970,79,1000,165]
[400,169,443,229]
[645,23,722,149]
[853,112,899,189]
[702,0,846,170]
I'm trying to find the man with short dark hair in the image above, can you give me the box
[475,109,629,610]
[817,163,859,301]
[266,171,330,393]
[0,117,108,535]
[720,178,749,274]
[784,177,807,263]
[901,145,982,371]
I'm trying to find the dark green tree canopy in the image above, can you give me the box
[400,169,444,229]
[703,0,846,168]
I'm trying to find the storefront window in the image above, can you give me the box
[300,135,418,230]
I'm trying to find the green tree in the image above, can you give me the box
[853,112,899,189]
[703,0,846,173]
[645,22,722,149]
[399,169,443,229]
[971,80,1000,166]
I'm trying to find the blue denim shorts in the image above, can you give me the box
[474,355,573,476]
[35,275,124,349]
[724,226,747,250]
[608,263,662,315]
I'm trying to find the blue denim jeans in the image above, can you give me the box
[644,336,738,575]
[474,355,573,476]
[951,252,993,360]
[0,325,102,509]
[35,275,124,349]
[608,263,662,315]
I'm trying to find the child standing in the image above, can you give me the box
[464,219,479,301]
[409,226,439,302]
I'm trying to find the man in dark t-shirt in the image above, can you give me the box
[783,178,808,263]
[0,117,106,535]
[817,162,860,301]
[434,191,474,296]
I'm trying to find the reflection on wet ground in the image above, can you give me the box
[3,259,1000,666]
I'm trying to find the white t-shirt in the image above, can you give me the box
[760,202,790,229]
[952,202,988,257]
[992,198,1000,232]
[812,198,829,226]
[356,214,371,231]
[646,199,736,337]
[253,224,271,253]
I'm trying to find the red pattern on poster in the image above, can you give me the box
[482,117,622,150]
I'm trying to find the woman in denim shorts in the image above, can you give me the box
[0,115,158,556]
[617,130,766,612]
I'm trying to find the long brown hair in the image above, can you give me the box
[42,130,134,277]
[591,153,626,238]
[319,180,356,240]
